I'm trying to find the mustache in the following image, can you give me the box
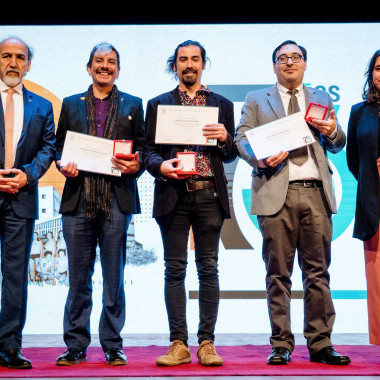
[96,68,112,74]
[5,69,20,76]
[182,68,197,75]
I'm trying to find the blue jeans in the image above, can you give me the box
[156,186,224,344]
[62,193,132,352]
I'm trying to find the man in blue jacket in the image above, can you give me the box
[0,37,55,369]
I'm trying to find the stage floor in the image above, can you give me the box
[22,332,371,347]
[16,334,376,380]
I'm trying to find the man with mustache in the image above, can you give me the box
[0,37,55,369]
[55,42,145,366]
[235,40,350,365]
[143,40,237,366]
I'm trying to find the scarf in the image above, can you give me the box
[83,84,119,220]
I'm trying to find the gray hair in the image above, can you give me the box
[87,42,120,68]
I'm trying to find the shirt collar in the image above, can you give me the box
[178,84,210,96]
[277,82,304,97]
[0,78,23,95]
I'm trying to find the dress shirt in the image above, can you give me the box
[0,79,24,166]
[94,95,111,138]
[178,85,214,178]
[277,83,321,181]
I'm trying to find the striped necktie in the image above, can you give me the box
[287,89,308,166]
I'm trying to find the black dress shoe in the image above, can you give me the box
[56,348,86,366]
[310,346,351,365]
[0,349,32,369]
[105,348,128,366]
[267,347,291,365]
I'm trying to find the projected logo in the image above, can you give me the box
[209,84,357,250]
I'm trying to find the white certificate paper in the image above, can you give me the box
[60,131,121,177]
[155,105,219,146]
[244,112,316,160]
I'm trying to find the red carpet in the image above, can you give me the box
[0,345,379,377]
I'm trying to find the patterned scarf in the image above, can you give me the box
[83,84,119,220]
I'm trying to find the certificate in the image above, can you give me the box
[60,131,121,177]
[244,112,316,160]
[155,105,219,146]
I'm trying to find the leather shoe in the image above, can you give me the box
[56,348,86,365]
[0,349,32,369]
[310,346,351,365]
[105,348,128,366]
[267,347,291,365]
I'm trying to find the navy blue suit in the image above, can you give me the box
[55,90,145,352]
[0,86,56,350]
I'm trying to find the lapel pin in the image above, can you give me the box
[80,97,85,101]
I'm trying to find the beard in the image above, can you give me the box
[181,68,198,86]
[3,70,21,87]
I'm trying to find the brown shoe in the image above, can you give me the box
[197,340,223,366]
[156,340,191,366]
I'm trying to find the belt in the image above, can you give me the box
[289,180,323,188]
[185,179,215,192]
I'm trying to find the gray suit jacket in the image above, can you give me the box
[235,85,346,216]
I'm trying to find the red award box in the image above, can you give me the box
[176,152,197,175]
[305,102,328,122]
[113,140,135,160]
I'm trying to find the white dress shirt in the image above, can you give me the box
[277,82,322,181]
[0,79,24,165]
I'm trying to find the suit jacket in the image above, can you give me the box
[55,90,145,215]
[0,86,56,219]
[235,85,346,216]
[346,101,379,241]
[142,87,237,218]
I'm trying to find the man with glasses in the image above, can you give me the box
[235,40,350,365]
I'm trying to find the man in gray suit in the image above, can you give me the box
[235,40,350,366]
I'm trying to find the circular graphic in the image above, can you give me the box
[23,79,66,195]
[232,149,356,243]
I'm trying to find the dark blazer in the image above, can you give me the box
[0,86,56,219]
[142,87,237,218]
[347,101,379,241]
[55,90,145,215]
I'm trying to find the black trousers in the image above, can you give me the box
[156,186,224,344]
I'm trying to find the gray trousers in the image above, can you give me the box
[257,182,336,354]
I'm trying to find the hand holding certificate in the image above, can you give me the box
[60,131,121,177]
[244,112,315,160]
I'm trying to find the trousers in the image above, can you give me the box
[258,182,335,354]
[62,193,132,352]
[156,185,224,344]
[0,197,34,350]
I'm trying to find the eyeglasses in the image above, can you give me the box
[276,54,304,64]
